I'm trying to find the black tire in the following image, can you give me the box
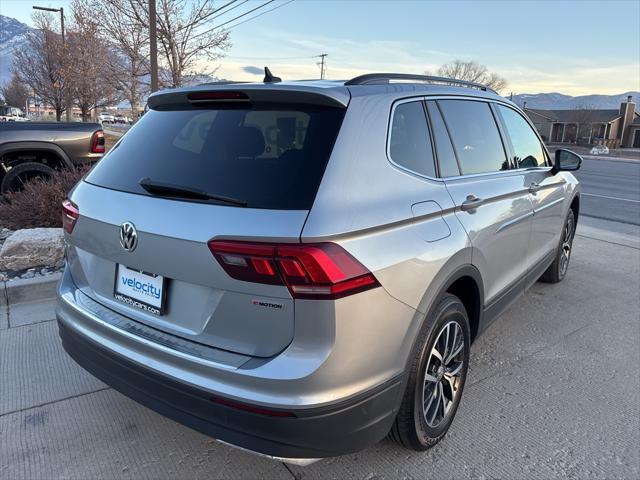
[539,209,576,284]
[389,293,470,451]
[0,162,55,194]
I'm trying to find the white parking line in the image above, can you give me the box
[582,193,640,203]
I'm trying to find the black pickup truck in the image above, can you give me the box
[0,122,105,193]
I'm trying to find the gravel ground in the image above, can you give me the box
[0,220,638,479]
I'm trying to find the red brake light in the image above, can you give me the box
[208,241,380,300]
[187,91,249,102]
[62,199,79,234]
[91,130,105,153]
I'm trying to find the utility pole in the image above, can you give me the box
[33,5,71,121]
[149,0,159,93]
[316,53,328,80]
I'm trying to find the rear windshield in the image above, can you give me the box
[85,105,344,210]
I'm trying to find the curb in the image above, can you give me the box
[581,155,640,164]
[2,272,62,306]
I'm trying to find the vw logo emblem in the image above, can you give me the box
[119,222,138,252]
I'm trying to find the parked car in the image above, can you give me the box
[57,73,581,463]
[0,105,29,122]
[98,111,115,123]
[0,122,104,193]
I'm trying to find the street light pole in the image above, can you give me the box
[33,5,71,122]
[149,0,159,93]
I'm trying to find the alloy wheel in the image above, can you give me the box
[559,215,574,276]
[421,320,465,428]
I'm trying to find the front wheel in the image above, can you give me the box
[539,209,576,283]
[390,294,470,450]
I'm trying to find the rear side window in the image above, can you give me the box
[496,105,547,168]
[438,100,508,175]
[425,101,460,177]
[389,101,436,177]
[85,106,344,210]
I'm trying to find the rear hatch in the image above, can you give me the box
[66,87,346,357]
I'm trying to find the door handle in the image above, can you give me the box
[528,182,541,194]
[460,194,484,211]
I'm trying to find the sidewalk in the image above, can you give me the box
[1,221,638,479]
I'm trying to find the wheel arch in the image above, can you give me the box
[444,270,483,343]
[392,260,485,425]
[408,259,485,361]
[570,193,580,221]
[0,141,74,170]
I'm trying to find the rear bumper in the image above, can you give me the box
[58,319,401,459]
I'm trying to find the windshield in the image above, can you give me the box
[85,105,344,210]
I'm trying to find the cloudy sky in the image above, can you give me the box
[3,0,639,95]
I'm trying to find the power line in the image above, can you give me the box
[210,0,249,21]
[225,0,296,31]
[215,0,277,29]
[192,0,277,40]
[173,0,242,33]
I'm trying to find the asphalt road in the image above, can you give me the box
[1,218,639,479]
[573,157,640,225]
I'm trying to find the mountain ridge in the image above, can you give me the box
[0,14,637,110]
[510,91,639,110]
[0,15,33,85]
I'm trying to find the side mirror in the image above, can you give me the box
[551,148,582,175]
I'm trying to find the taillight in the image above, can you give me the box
[91,130,105,153]
[208,241,380,300]
[62,199,79,234]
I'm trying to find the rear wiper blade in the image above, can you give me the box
[139,178,248,207]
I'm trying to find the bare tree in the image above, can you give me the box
[104,0,231,88]
[67,8,121,121]
[573,105,596,145]
[75,0,149,117]
[13,13,67,121]
[0,73,29,109]
[434,60,508,93]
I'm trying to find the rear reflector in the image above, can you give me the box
[91,130,105,153]
[208,241,380,300]
[62,199,79,234]
[210,396,296,418]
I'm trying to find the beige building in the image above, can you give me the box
[524,96,640,148]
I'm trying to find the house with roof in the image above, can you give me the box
[524,96,640,148]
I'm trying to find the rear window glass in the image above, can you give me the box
[438,100,508,175]
[389,101,436,177]
[85,106,344,210]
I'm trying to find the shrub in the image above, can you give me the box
[0,166,90,230]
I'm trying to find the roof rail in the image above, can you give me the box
[344,73,496,93]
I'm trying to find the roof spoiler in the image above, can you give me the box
[148,85,349,110]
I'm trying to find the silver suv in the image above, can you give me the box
[57,73,581,463]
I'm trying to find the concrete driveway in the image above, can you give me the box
[1,218,638,479]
